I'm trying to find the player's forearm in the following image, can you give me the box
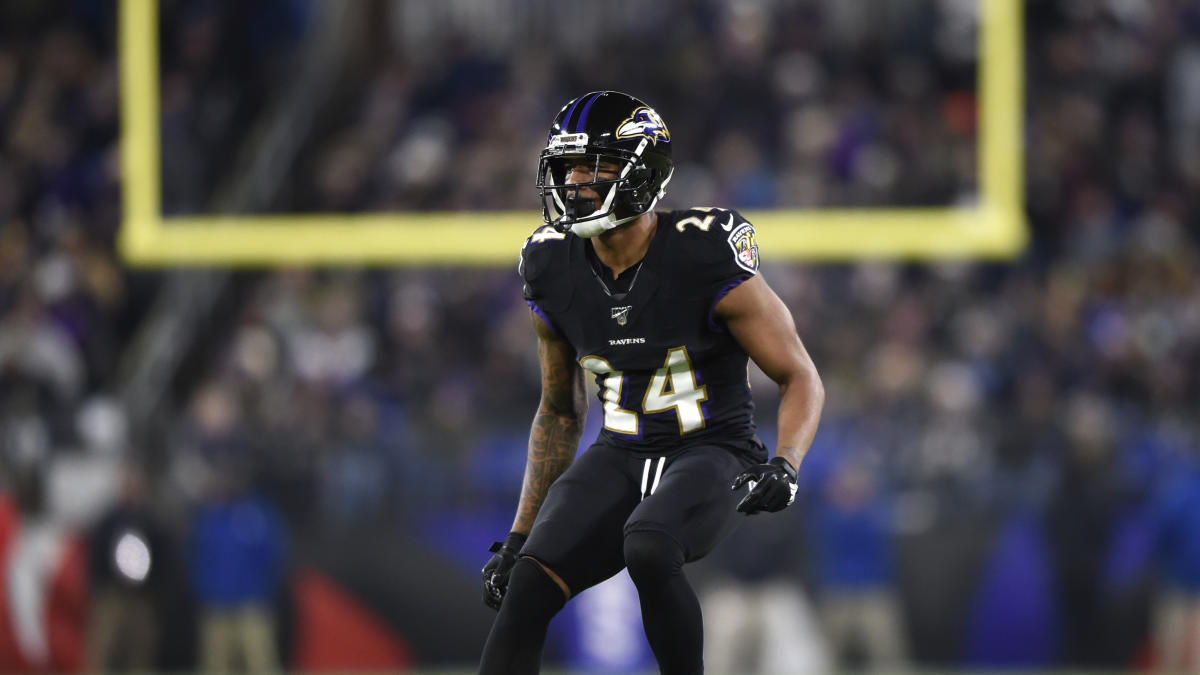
[511,410,583,534]
[773,365,824,472]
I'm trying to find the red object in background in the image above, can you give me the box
[0,494,16,671]
[0,493,86,673]
[291,568,413,671]
[943,91,977,137]
[1136,636,1155,671]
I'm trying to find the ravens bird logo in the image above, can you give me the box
[615,107,671,145]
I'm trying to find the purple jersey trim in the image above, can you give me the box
[527,300,560,336]
[707,277,752,333]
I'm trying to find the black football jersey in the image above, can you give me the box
[520,208,766,458]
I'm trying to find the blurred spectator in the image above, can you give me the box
[316,392,390,526]
[173,380,287,672]
[1043,393,1138,666]
[284,278,375,388]
[811,458,909,671]
[85,463,168,673]
[0,287,85,406]
[703,505,829,675]
[172,380,250,502]
[1145,452,1200,671]
[188,473,287,674]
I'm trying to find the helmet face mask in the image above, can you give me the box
[537,151,643,234]
[537,92,674,237]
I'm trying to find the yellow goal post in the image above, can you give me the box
[119,0,1025,266]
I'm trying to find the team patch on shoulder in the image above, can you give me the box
[727,222,759,272]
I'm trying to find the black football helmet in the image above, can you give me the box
[537,91,674,237]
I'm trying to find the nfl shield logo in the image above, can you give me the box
[611,306,632,326]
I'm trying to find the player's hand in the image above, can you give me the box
[731,456,798,514]
[482,531,527,611]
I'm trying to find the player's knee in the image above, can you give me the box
[500,558,567,620]
[480,559,566,674]
[623,528,684,586]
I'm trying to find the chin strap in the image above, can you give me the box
[569,212,639,238]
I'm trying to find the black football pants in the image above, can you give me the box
[479,437,758,675]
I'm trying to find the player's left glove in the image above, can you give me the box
[731,456,798,514]
[481,531,527,611]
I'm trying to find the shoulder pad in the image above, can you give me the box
[519,225,576,310]
[668,207,760,274]
[519,225,570,285]
[670,207,735,236]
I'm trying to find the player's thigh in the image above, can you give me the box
[522,440,641,593]
[625,443,752,561]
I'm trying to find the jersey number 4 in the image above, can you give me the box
[579,347,709,435]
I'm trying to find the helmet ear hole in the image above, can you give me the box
[625,168,655,209]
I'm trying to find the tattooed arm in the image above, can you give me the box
[510,310,587,535]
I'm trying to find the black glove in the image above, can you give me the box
[730,456,798,514]
[481,531,527,611]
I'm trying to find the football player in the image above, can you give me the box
[479,91,824,674]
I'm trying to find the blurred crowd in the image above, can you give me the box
[1,0,1199,672]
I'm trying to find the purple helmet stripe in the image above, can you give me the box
[574,92,604,133]
[560,95,586,134]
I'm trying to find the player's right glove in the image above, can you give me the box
[731,456,798,514]
[481,531,527,611]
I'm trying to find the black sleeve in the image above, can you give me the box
[673,207,760,293]
[519,225,568,302]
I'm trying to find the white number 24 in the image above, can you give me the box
[579,347,708,435]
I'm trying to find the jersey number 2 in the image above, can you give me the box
[580,347,709,435]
